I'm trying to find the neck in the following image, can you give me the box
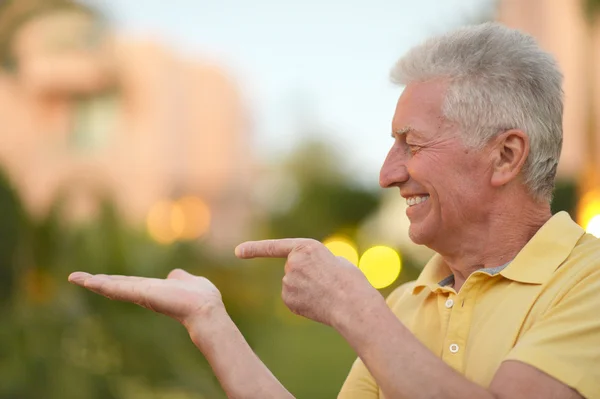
[437,193,552,292]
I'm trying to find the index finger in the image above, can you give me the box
[235,238,310,259]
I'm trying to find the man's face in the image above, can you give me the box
[380,80,494,248]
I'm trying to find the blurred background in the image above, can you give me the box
[0,0,599,398]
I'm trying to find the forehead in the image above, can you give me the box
[392,79,450,137]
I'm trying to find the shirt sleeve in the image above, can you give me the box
[337,282,416,399]
[337,357,380,399]
[504,267,600,398]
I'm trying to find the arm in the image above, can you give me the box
[336,294,582,399]
[68,270,293,399]
[187,304,292,399]
[235,238,587,399]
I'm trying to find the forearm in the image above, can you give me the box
[186,304,294,399]
[335,298,494,399]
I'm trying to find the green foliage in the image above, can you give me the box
[270,180,378,240]
[0,170,23,303]
[269,141,380,240]
[584,0,600,22]
[551,179,578,218]
[0,180,228,398]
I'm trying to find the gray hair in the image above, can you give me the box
[391,22,563,202]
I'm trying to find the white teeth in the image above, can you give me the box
[406,195,429,207]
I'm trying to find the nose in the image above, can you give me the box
[379,147,410,188]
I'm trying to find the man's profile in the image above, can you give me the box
[69,23,600,399]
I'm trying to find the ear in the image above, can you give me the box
[490,129,529,187]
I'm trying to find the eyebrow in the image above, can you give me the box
[391,126,416,138]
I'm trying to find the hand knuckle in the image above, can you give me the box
[282,291,292,306]
[284,261,292,274]
[305,239,320,250]
[287,259,301,273]
[296,239,315,254]
[282,295,296,312]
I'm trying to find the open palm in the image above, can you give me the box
[68,269,222,326]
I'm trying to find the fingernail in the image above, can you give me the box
[234,245,244,258]
[68,272,92,283]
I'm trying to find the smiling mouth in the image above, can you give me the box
[406,195,430,207]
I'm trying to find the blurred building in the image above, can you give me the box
[0,0,254,250]
[498,0,600,190]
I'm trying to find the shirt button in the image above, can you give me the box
[449,343,459,353]
[445,299,454,308]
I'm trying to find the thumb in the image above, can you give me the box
[167,268,196,281]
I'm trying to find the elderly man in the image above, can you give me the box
[69,23,600,399]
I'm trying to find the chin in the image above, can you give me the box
[406,203,440,245]
[407,223,435,246]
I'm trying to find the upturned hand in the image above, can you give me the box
[68,269,223,328]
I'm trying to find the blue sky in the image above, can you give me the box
[92,0,493,186]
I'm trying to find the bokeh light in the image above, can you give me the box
[176,196,211,240]
[358,246,402,289]
[586,215,600,238]
[146,197,211,244]
[170,203,186,238]
[323,236,359,265]
[578,189,600,230]
[146,196,210,244]
[146,200,178,244]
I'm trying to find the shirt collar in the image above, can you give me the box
[499,211,584,284]
[412,254,452,294]
[412,211,585,294]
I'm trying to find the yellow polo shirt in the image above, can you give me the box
[339,212,600,398]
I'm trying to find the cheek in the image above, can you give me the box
[410,154,487,202]
[407,153,451,186]
[443,164,491,211]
